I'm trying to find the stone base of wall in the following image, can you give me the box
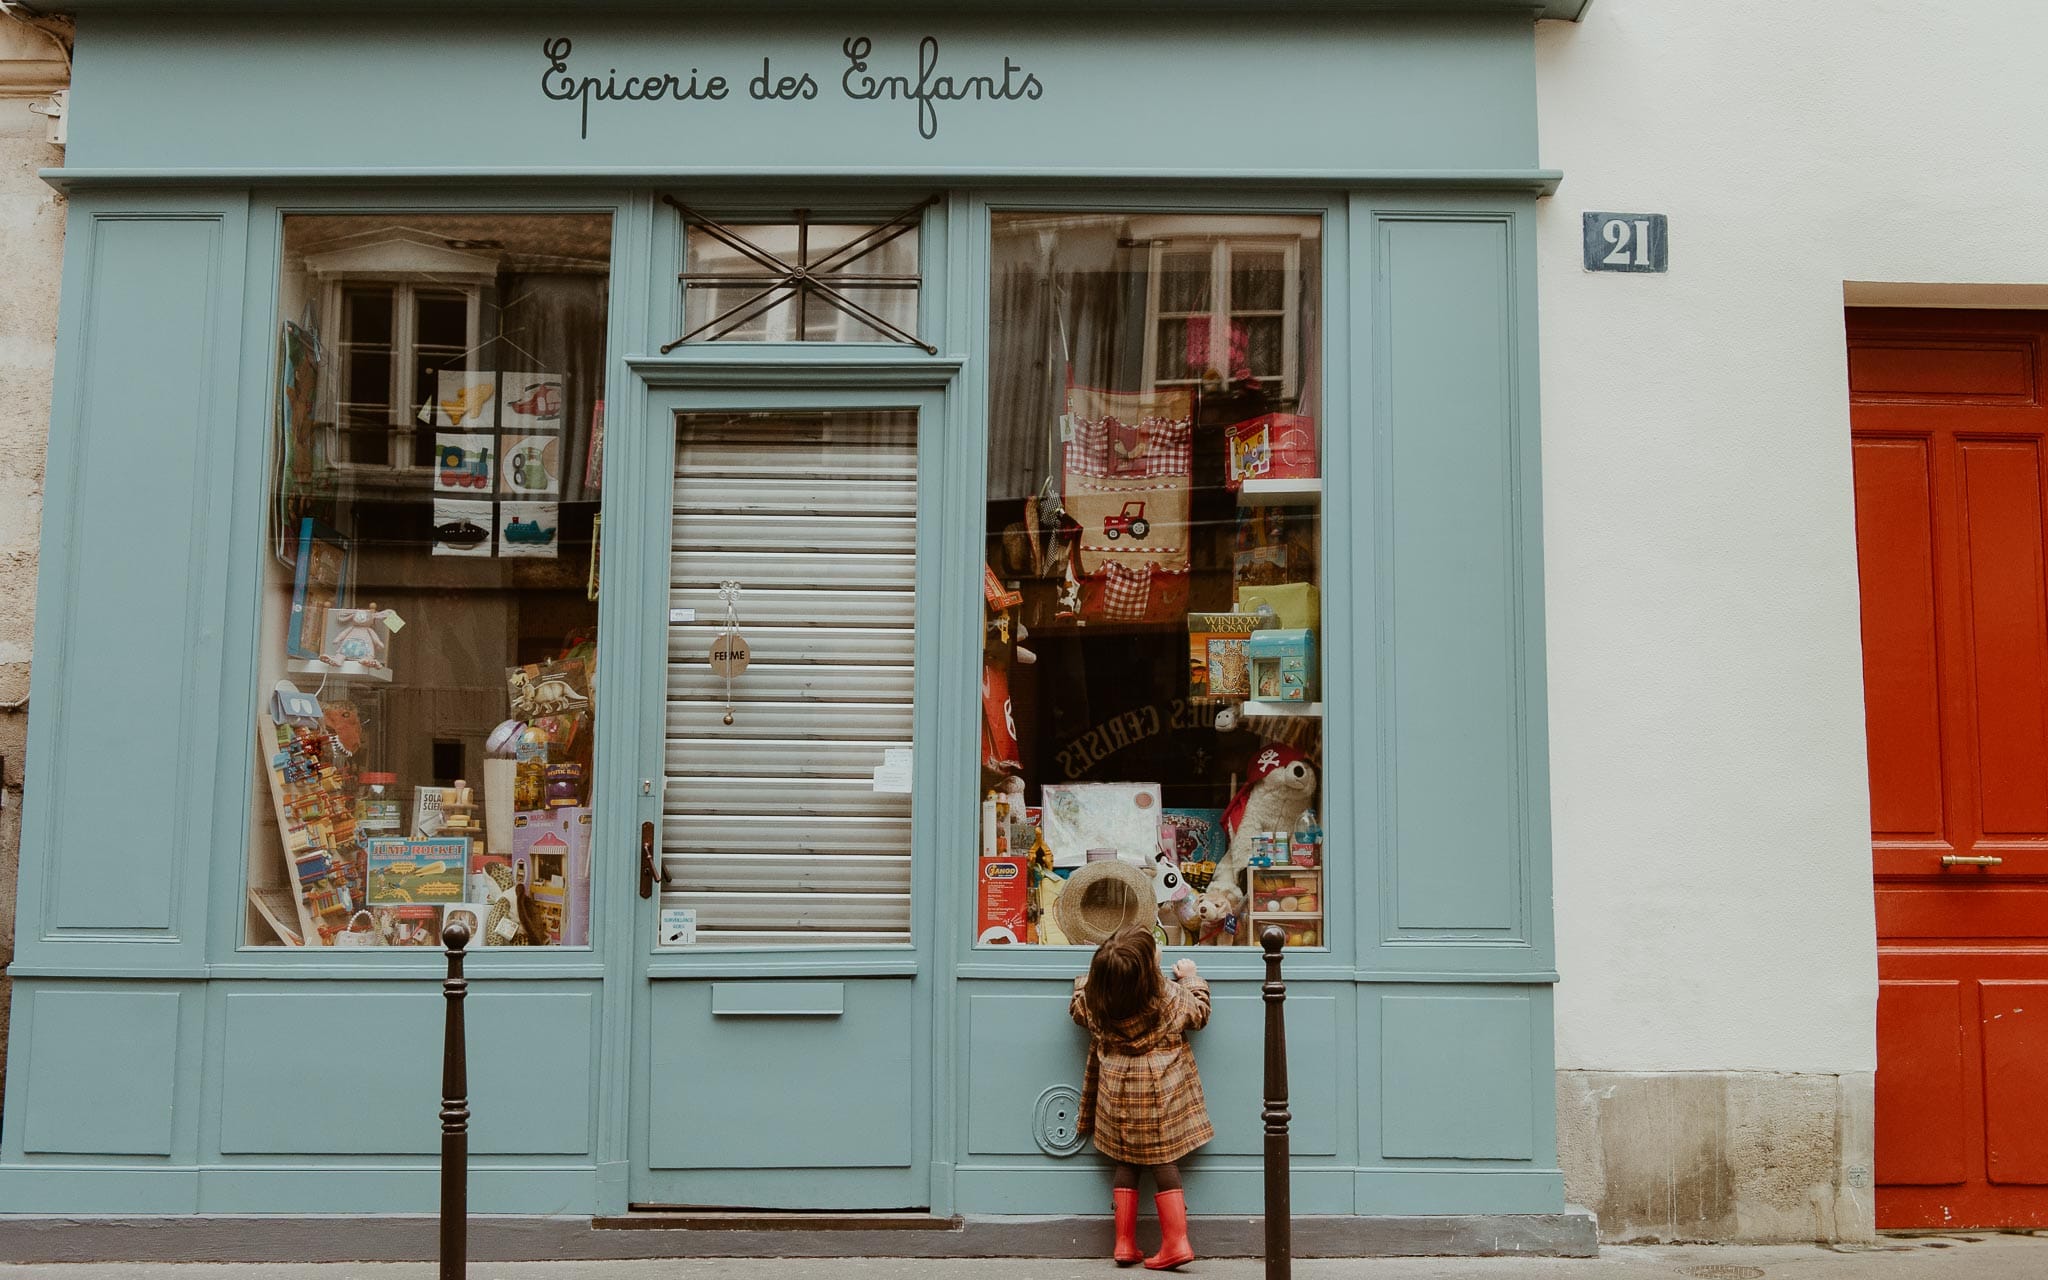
[1557,1069,1874,1244]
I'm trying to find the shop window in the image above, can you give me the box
[980,211,1325,950]
[245,211,612,949]
[673,201,925,349]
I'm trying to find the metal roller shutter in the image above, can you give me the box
[662,412,918,945]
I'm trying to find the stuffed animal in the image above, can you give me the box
[1214,743,1319,932]
[1190,882,1242,946]
[1153,851,1198,945]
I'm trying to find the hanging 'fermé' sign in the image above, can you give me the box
[708,633,751,678]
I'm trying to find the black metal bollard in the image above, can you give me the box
[1260,926,1292,1280]
[440,920,471,1280]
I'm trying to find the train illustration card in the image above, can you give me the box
[434,433,495,494]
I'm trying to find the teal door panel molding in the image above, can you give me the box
[39,1,1595,18]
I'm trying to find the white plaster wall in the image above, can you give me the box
[1536,0,2048,1074]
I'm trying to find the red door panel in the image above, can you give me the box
[1854,437,1947,842]
[1875,980,1967,1185]
[1851,309,2048,1228]
[1982,981,2048,1185]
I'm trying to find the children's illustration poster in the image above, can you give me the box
[365,836,470,905]
[499,501,560,559]
[436,371,497,428]
[432,498,494,557]
[500,372,565,431]
[500,434,561,497]
[435,433,495,494]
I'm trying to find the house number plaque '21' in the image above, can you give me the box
[1582,212,1669,273]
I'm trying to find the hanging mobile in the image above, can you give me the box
[709,579,751,725]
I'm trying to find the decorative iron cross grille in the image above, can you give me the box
[664,196,937,353]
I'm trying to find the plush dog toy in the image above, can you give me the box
[1212,744,1319,929]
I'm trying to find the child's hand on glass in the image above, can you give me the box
[1172,958,1199,982]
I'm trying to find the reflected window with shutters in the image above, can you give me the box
[660,411,918,946]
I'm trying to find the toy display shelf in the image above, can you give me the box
[1236,477,1322,507]
[1243,699,1323,718]
[287,657,394,683]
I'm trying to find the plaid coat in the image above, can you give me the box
[1070,974,1215,1165]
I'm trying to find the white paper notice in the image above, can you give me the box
[872,747,914,794]
[659,907,697,947]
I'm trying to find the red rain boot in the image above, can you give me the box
[1145,1188,1195,1271]
[1113,1187,1143,1265]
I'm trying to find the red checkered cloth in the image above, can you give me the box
[1098,561,1153,622]
[1065,412,1193,479]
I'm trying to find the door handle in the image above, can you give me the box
[1941,855,2003,867]
[639,820,657,899]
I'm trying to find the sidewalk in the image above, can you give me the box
[1,1235,2045,1280]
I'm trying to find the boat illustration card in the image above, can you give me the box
[500,372,564,432]
[434,433,495,494]
[432,498,494,557]
[499,501,560,559]
[500,434,561,497]
[436,370,497,428]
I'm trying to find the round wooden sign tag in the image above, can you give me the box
[708,632,751,678]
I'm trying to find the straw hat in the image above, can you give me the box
[1052,858,1153,945]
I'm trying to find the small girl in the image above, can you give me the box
[1070,926,1213,1270]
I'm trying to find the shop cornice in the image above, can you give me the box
[33,1,1595,20]
[41,167,1566,195]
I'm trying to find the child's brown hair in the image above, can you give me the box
[1084,926,1164,1027]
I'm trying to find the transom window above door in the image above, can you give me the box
[670,199,929,351]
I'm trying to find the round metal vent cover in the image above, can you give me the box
[1678,1267,1765,1279]
[1034,1085,1087,1157]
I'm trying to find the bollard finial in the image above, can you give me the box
[1261,924,1286,955]
[443,920,471,952]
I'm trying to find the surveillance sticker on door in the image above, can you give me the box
[659,907,697,947]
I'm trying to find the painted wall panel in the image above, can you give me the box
[21,990,181,1155]
[219,989,596,1155]
[1957,440,2048,836]
[647,980,914,1169]
[1380,215,1523,937]
[1851,438,1946,840]
[1873,981,1965,1185]
[1380,992,1533,1159]
[965,992,1088,1157]
[1978,981,2048,1186]
[68,14,1537,175]
[1203,993,1341,1157]
[40,214,225,936]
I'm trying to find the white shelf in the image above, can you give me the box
[287,657,394,684]
[1242,699,1322,718]
[1237,478,1323,507]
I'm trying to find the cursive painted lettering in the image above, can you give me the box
[541,37,730,140]
[840,35,1044,141]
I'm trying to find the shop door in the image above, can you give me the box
[1851,310,2048,1228]
[628,399,938,1211]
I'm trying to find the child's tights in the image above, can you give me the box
[1112,1160,1181,1192]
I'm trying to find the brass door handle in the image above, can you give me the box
[639,821,657,899]
[1941,855,2003,867]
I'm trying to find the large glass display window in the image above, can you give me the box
[243,211,612,949]
[978,211,1325,949]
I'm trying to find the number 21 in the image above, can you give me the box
[1602,218,1652,267]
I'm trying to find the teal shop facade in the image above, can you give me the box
[3,0,1583,1239]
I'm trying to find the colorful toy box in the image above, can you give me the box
[1224,414,1317,489]
[1187,611,1274,701]
[1247,628,1318,703]
[511,807,594,945]
[1236,582,1320,633]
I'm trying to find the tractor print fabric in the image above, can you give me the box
[1064,386,1193,580]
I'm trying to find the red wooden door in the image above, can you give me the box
[1851,309,2048,1228]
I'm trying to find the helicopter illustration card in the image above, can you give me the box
[435,370,498,428]
[434,433,496,495]
[500,434,561,497]
[499,501,560,560]
[432,498,494,558]
[500,372,565,432]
